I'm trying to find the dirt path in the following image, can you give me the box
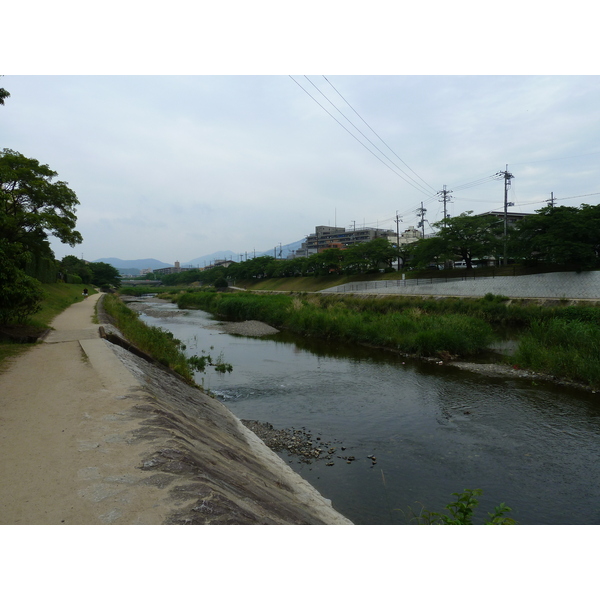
[0,294,351,525]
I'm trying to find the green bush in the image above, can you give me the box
[0,265,45,325]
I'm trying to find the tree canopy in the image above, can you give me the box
[0,149,82,251]
[0,149,83,323]
[511,204,600,270]
[410,212,502,269]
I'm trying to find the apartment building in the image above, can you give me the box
[152,261,195,276]
[292,225,396,256]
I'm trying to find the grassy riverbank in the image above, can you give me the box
[174,290,600,389]
[102,294,195,382]
[0,283,97,367]
[176,290,496,358]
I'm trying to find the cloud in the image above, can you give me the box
[3,75,599,263]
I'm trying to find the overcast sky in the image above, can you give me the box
[3,74,599,265]
[3,2,599,266]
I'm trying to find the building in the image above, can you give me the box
[479,211,531,227]
[292,225,396,257]
[387,225,423,247]
[152,261,195,276]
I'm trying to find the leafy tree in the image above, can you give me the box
[0,149,83,251]
[0,149,82,323]
[409,235,451,270]
[361,237,396,270]
[0,240,44,324]
[0,76,9,106]
[512,204,600,270]
[89,261,121,288]
[434,212,502,269]
[60,255,93,284]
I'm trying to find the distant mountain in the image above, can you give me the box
[256,239,304,259]
[93,258,172,272]
[94,241,306,275]
[183,250,237,267]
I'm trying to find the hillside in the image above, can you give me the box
[93,258,172,271]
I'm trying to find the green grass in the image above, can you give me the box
[102,294,194,382]
[28,283,98,329]
[176,291,495,359]
[174,289,600,387]
[513,319,600,388]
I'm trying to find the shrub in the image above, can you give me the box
[0,264,45,325]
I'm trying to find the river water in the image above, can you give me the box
[135,299,600,525]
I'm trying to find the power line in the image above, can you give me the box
[321,75,437,195]
[289,76,434,196]
[553,192,600,202]
[303,77,436,196]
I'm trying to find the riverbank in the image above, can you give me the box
[0,294,351,524]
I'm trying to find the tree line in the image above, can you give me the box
[159,237,399,286]
[159,204,600,288]
[410,205,600,271]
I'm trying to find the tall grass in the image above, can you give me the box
[513,319,600,387]
[102,294,194,381]
[176,290,600,386]
[177,291,494,358]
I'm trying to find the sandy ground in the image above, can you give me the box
[0,294,351,525]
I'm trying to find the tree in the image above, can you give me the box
[434,212,502,269]
[60,255,93,284]
[0,239,44,324]
[0,76,9,106]
[88,262,121,288]
[512,204,600,270]
[410,235,451,270]
[0,149,83,251]
[0,149,82,323]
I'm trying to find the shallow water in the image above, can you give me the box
[137,301,600,525]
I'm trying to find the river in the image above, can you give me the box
[134,298,600,525]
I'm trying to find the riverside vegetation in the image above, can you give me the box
[165,289,600,389]
[102,294,232,383]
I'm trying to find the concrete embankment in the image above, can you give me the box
[0,294,351,525]
[324,271,600,301]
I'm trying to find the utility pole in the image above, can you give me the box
[497,165,514,266]
[547,192,555,207]
[395,211,403,270]
[438,185,453,225]
[416,203,427,238]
